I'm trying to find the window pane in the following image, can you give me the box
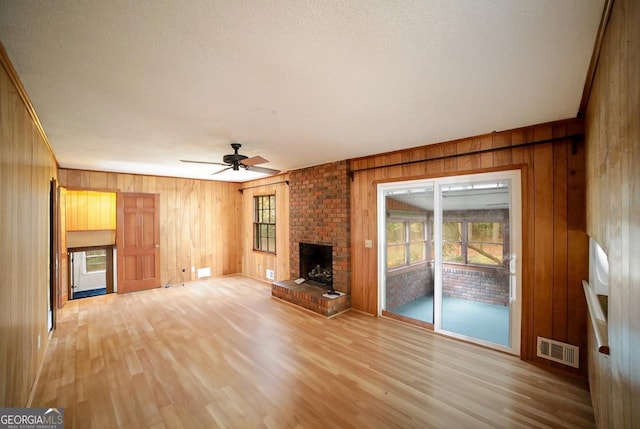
[443,222,462,242]
[409,242,425,263]
[409,222,425,241]
[468,243,503,265]
[86,260,106,271]
[268,237,276,252]
[386,222,406,244]
[85,250,107,273]
[442,242,462,262]
[387,244,406,268]
[468,222,502,243]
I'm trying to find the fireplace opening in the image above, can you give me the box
[299,243,333,287]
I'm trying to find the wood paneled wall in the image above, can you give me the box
[349,118,589,371]
[57,170,242,284]
[584,0,640,425]
[65,190,116,231]
[240,174,290,283]
[0,46,58,406]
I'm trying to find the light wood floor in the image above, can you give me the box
[34,276,595,428]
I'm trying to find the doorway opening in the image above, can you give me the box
[377,170,522,354]
[69,246,115,299]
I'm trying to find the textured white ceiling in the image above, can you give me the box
[0,0,604,182]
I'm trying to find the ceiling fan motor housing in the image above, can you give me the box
[223,143,248,169]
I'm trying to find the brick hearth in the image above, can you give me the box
[272,280,350,317]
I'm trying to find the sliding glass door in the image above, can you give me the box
[383,185,435,324]
[378,170,521,354]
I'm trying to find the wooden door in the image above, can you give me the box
[59,187,68,307]
[117,193,161,293]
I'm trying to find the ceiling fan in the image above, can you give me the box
[180,143,280,176]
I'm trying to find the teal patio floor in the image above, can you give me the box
[390,295,510,346]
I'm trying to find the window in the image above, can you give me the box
[467,221,503,265]
[442,220,504,266]
[386,220,427,269]
[386,222,406,268]
[442,221,463,263]
[409,222,426,262]
[254,195,276,253]
[85,249,107,273]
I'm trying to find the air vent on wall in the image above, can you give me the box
[537,337,579,368]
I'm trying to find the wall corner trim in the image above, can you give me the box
[578,0,616,116]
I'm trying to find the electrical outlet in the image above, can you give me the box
[197,267,211,278]
[266,269,275,280]
[365,239,373,248]
[191,266,196,272]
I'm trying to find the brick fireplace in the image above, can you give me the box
[288,160,351,293]
[271,160,351,316]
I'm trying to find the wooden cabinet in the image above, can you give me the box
[65,190,116,231]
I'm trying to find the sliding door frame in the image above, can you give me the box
[377,169,522,355]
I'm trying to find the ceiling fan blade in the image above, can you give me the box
[211,166,233,175]
[180,159,229,166]
[244,165,280,175]
[241,156,268,167]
